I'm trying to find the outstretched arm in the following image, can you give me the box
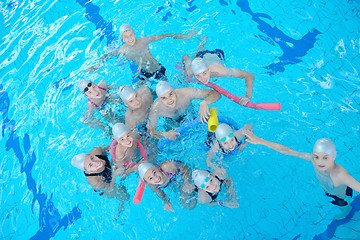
[339,170,360,194]
[243,130,313,161]
[186,88,221,124]
[147,30,196,43]
[87,48,121,72]
[149,185,174,212]
[228,68,254,99]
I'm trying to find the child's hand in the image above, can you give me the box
[163,130,180,141]
[220,200,239,208]
[243,130,262,145]
[182,183,195,193]
[239,96,250,106]
[199,101,210,124]
[164,202,174,212]
[174,30,197,40]
[87,63,101,72]
[213,167,227,179]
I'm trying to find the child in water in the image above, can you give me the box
[206,123,253,174]
[78,79,122,130]
[244,130,360,218]
[88,24,195,82]
[192,169,239,208]
[138,161,196,212]
[109,123,144,176]
[182,39,254,105]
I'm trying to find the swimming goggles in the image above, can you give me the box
[219,133,234,142]
[200,176,210,188]
[84,82,92,93]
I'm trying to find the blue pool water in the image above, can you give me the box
[1,0,360,239]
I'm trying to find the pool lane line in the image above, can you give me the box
[0,84,82,239]
[236,0,321,76]
[312,194,360,240]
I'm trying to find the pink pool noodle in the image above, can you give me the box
[133,138,148,204]
[205,82,281,111]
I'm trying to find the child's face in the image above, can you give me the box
[118,132,134,148]
[203,175,220,193]
[160,90,177,108]
[84,155,105,173]
[313,152,335,171]
[143,167,164,185]
[219,136,236,151]
[84,84,102,99]
[195,69,211,84]
[125,93,142,109]
[122,30,136,46]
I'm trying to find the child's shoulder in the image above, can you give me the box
[160,160,178,171]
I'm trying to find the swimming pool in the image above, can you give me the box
[1,0,360,239]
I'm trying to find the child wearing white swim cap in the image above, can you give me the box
[87,25,195,82]
[156,81,174,97]
[192,169,239,208]
[182,45,255,100]
[244,130,360,218]
[206,122,253,171]
[148,83,221,140]
[139,160,196,212]
[119,85,153,131]
[111,123,143,176]
[119,85,136,103]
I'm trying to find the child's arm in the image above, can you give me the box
[147,103,180,140]
[338,169,360,193]
[185,88,221,124]
[206,144,221,171]
[87,48,121,72]
[228,68,254,99]
[149,185,174,212]
[176,161,195,193]
[147,30,196,42]
[234,123,253,152]
[243,130,313,161]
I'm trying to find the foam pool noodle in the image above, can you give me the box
[208,107,219,132]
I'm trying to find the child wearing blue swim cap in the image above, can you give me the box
[244,130,360,219]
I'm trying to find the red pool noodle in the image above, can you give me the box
[205,82,281,110]
[133,138,148,204]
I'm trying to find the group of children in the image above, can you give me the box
[71,24,360,217]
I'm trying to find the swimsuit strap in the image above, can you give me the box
[98,86,108,92]
[88,99,99,108]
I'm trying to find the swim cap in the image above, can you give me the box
[112,123,130,140]
[120,24,133,36]
[156,81,173,97]
[191,57,209,75]
[119,85,135,103]
[71,153,87,171]
[138,163,155,179]
[78,79,91,93]
[215,124,234,141]
[313,138,337,159]
[192,170,210,189]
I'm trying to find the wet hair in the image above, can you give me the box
[95,154,109,162]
